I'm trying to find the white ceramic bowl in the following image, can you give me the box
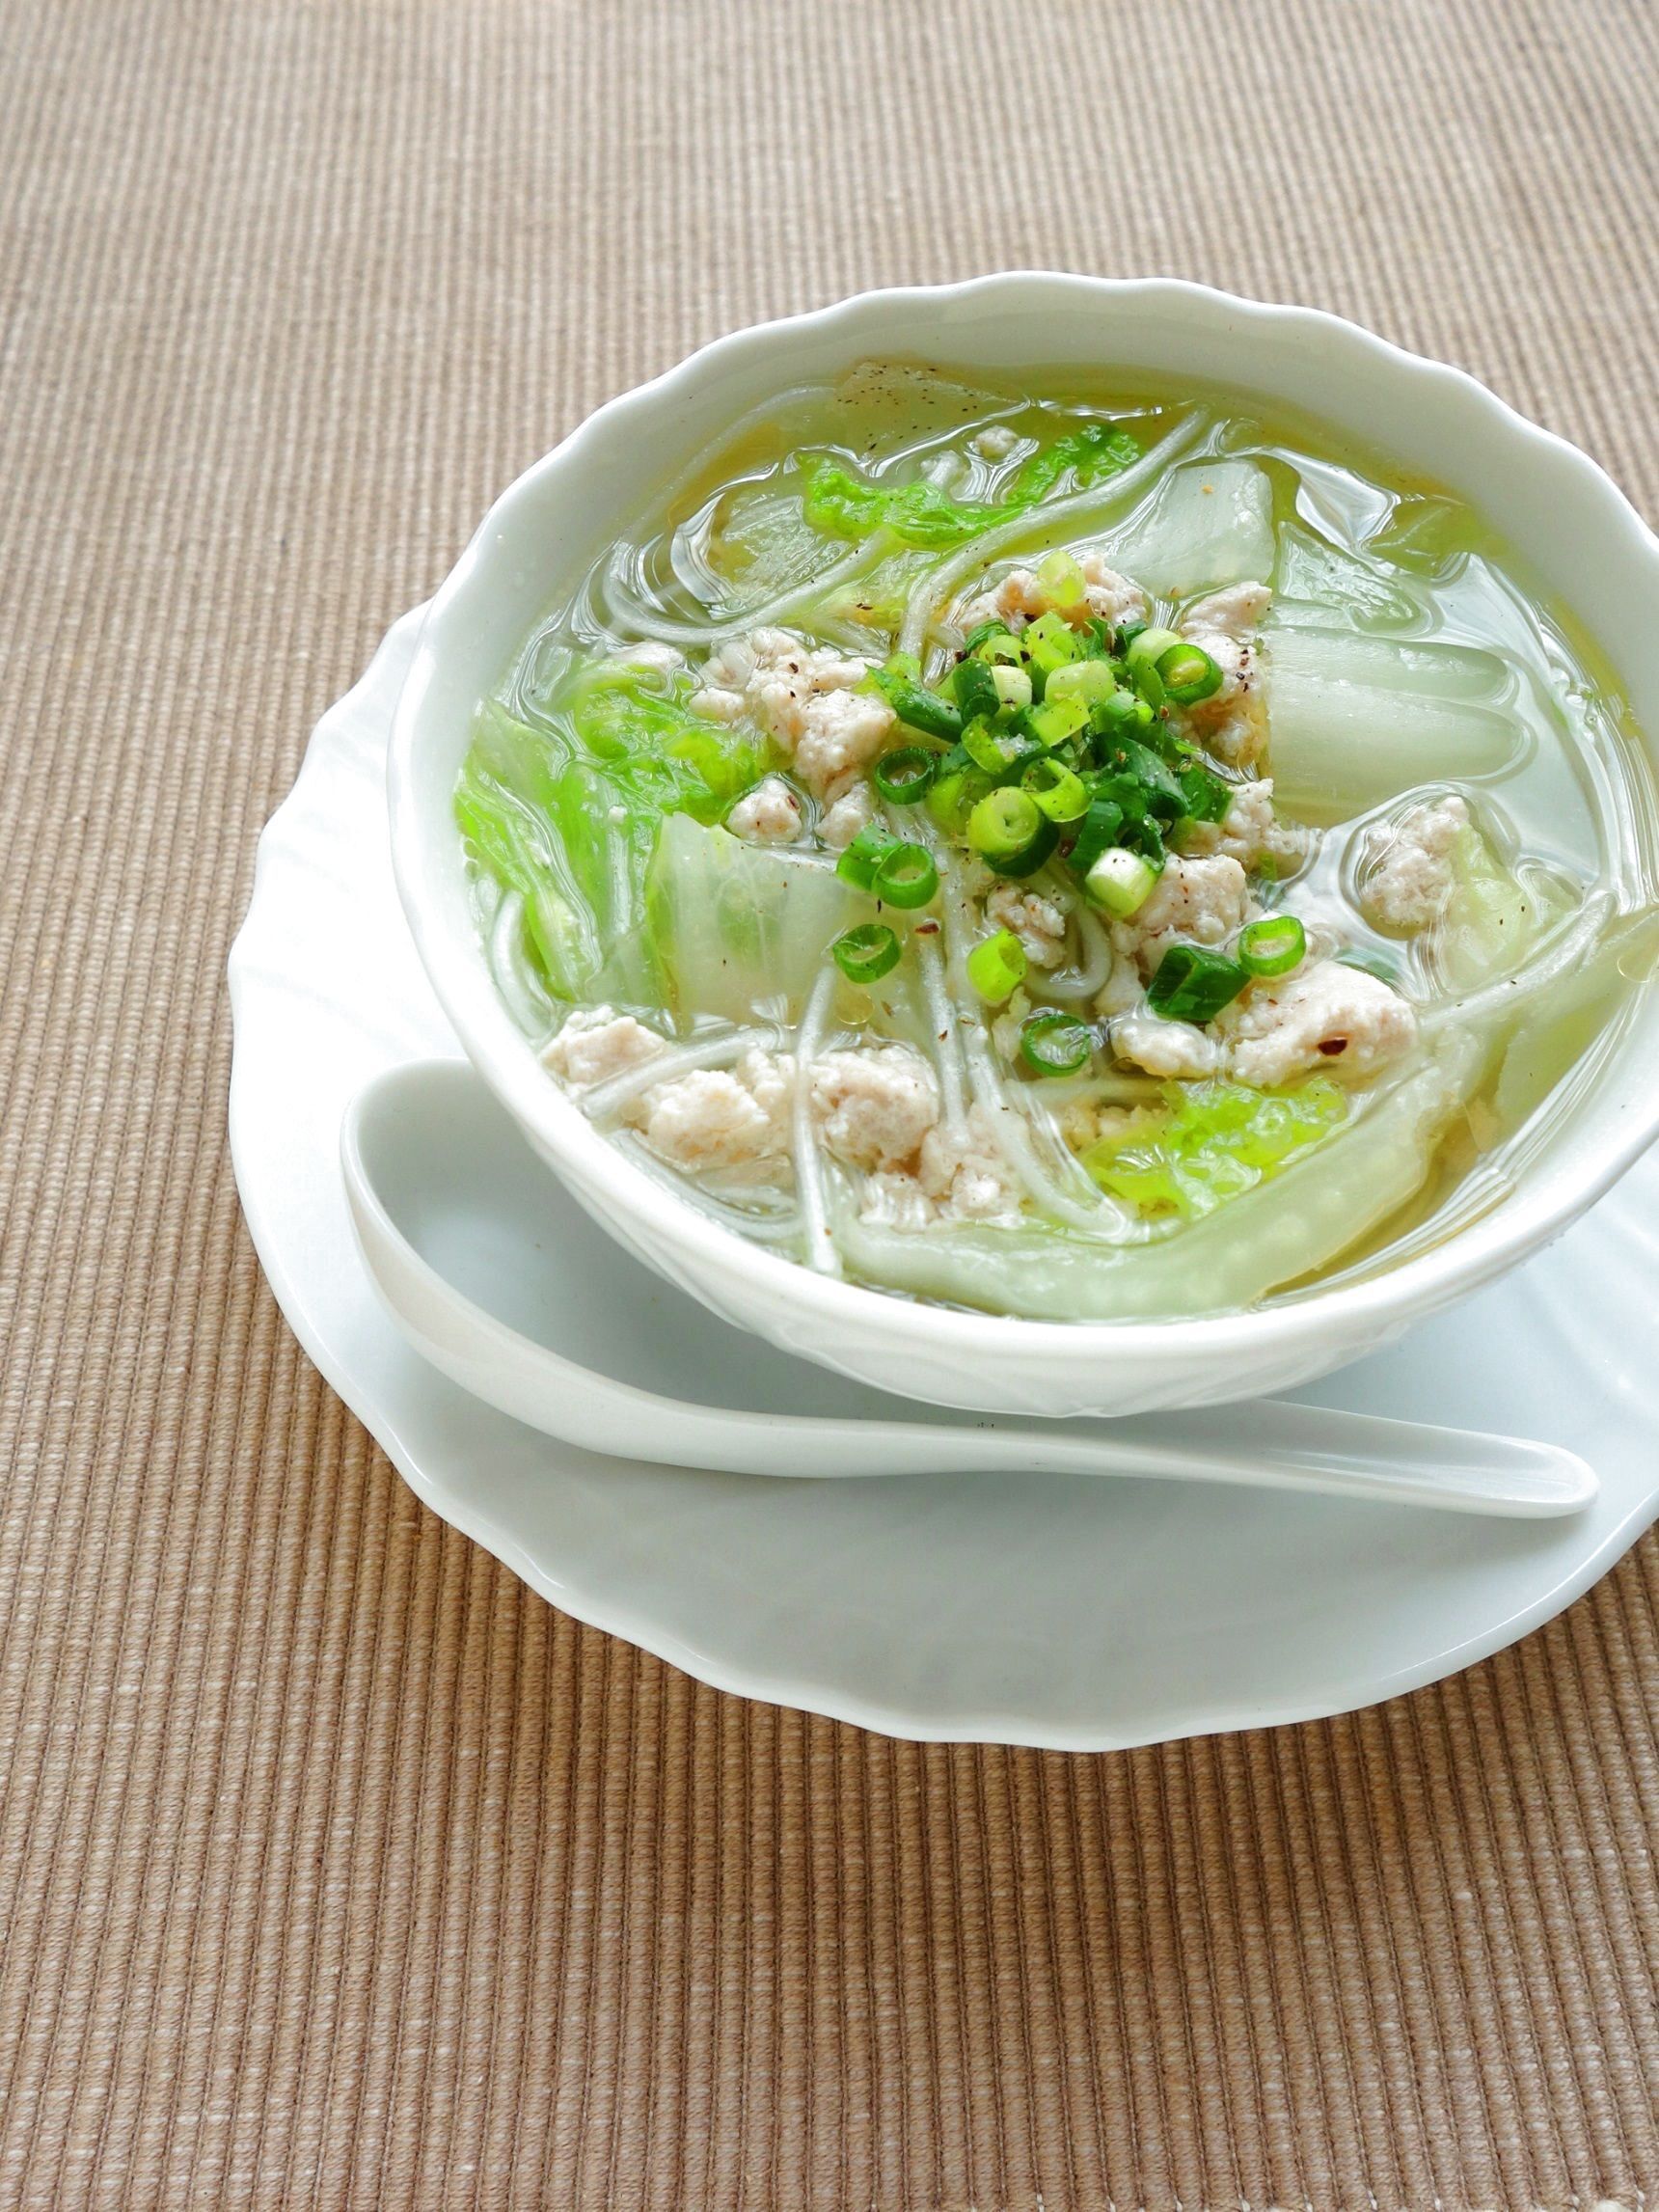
[388,275,1659,1419]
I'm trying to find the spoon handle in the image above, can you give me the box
[962,1402,1597,1516]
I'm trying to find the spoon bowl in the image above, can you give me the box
[340,1060,1597,1517]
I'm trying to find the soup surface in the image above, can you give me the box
[456,363,1658,1320]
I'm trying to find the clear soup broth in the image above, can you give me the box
[455,363,1659,1321]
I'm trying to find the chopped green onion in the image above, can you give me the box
[1156,641,1224,705]
[871,668,962,742]
[872,841,938,909]
[975,627,1027,667]
[927,757,990,835]
[966,928,1027,1003]
[1022,611,1081,679]
[963,717,1041,778]
[968,786,1043,860]
[873,748,936,806]
[1034,549,1086,611]
[1022,693,1091,750]
[992,663,1033,710]
[1237,914,1306,978]
[1084,846,1159,918]
[1146,943,1248,1023]
[1020,1011,1093,1078]
[951,654,1001,723]
[1022,757,1089,824]
[1124,625,1183,676]
[1124,624,1184,709]
[1177,759,1234,823]
[831,923,902,985]
[966,786,1058,876]
[835,822,900,892]
[1044,660,1122,710]
[1093,688,1148,739]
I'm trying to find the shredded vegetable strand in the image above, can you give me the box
[915,932,969,1138]
[611,1133,805,1244]
[1023,884,1114,1005]
[792,964,841,1275]
[897,412,1210,663]
[580,1023,781,1125]
[487,889,556,1038]
[598,533,894,649]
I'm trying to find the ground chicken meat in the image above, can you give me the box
[1112,1007,1224,1079]
[1113,855,1253,975]
[818,778,877,851]
[957,550,1150,637]
[862,1106,1023,1229]
[618,641,683,678]
[1218,961,1417,1087]
[543,1006,666,1090]
[971,423,1020,460]
[1176,581,1271,768]
[725,774,802,843]
[690,628,895,795]
[1359,793,1470,933]
[1178,778,1309,874]
[634,1049,795,1173]
[985,884,1071,969]
[809,1045,940,1172]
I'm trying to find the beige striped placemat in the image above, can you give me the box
[2,1,1656,2202]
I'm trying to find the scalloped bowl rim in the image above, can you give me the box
[387,275,1659,1408]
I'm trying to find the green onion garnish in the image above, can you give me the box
[1034,549,1087,611]
[835,822,900,892]
[1146,943,1249,1023]
[1123,624,1183,709]
[872,841,938,910]
[965,928,1027,1004]
[1044,659,1122,712]
[873,748,936,806]
[1022,611,1081,680]
[872,669,963,743]
[1084,846,1159,918]
[966,787,1058,876]
[1022,693,1091,750]
[968,785,1042,861]
[1021,757,1089,824]
[991,663,1033,710]
[963,717,1040,778]
[1020,1011,1093,1078]
[831,923,902,985]
[1237,914,1306,978]
[951,654,1001,723]
[1156,641,1224,705]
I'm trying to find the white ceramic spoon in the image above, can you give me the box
[340,1061,1597,1517]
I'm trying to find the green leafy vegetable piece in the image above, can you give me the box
[1083,1077,1347,1219]
[798,420,1141,552]
[454,662,768,1005]
[1009,422,1140,505]
[801,461,1005,550]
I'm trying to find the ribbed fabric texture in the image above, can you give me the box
[2,1,1657,2204]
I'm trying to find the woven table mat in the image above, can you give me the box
[3,1,1657,2204]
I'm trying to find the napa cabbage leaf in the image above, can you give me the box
[799,420,1142,552]
[455,657,769,1003]
[1082,1077,1347,1220]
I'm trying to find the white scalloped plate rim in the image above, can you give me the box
[228,609,1659,1752]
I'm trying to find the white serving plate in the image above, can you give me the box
[227,611,1659,1750]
